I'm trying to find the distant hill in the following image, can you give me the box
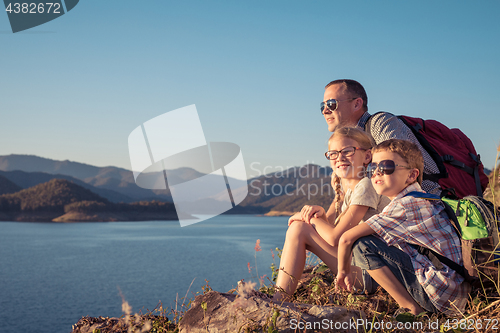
[0,154,167,201]
[238,164,335,214]
[0,175,22,195]
[0,154,130,180]
[0,179,108,212]
[0,154,246,203]
[0,179,182,222]
[0,170,133,203]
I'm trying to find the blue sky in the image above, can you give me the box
[1,1,499,178]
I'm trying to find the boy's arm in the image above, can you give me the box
[311,204,369,247]
[336,222,375,291]
[325,199,337,224]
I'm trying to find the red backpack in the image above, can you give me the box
[368,113,489,198]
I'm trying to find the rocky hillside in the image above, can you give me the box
[0,179,181,222]
[239,164,335,214]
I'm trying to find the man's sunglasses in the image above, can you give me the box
[366,160,412,178]
[320,98,357,113]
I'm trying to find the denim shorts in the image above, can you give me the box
[351,235,438,313]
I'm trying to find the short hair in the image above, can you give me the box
[325,79,368,112]
[328,127,374,150]
[372,139,424,185]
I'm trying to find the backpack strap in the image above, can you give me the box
[470,153,483,198]
[407,243,467,279]
[441,154,483,198]
[404,191,467,280]
[441,155,474,175]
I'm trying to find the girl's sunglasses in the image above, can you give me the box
[320,98,357,113]
[366,160,412,178]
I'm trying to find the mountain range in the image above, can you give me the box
[0,154,495,222]
[0,154,338,220]
[0,154,168,202]
[0,154,249,203]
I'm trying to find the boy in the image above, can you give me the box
[336,139,470,315]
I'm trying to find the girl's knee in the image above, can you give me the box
[286,222,313,239]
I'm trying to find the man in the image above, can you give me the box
[321,79,442,195]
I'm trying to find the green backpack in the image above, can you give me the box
[406,191,500,289]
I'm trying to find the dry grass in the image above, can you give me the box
[264,263,500,333]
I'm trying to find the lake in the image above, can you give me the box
[0,215,289,333]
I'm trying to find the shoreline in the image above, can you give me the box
[263,210,294,216]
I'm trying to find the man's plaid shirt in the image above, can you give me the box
[365,183,470,315]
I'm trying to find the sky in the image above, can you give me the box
[1,0,499,179]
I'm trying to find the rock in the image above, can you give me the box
[70,315,153,333]
[179,289,366,333]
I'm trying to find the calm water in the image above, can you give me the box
[0,215,289,333]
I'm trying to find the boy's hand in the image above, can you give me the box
[300,205,325,223]
[335,271,354,292]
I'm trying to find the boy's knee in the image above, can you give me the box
[351,236,380,257]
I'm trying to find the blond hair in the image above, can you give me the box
[328,127,374,224]
[372,139,424,185]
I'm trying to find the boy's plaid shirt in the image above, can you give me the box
[365,183,470,315]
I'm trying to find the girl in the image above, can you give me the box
[273,127,390,302]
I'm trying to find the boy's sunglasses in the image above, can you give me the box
[366,160,412,178]
[320,98,357,113]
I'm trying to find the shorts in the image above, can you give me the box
[351,235,438,313]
